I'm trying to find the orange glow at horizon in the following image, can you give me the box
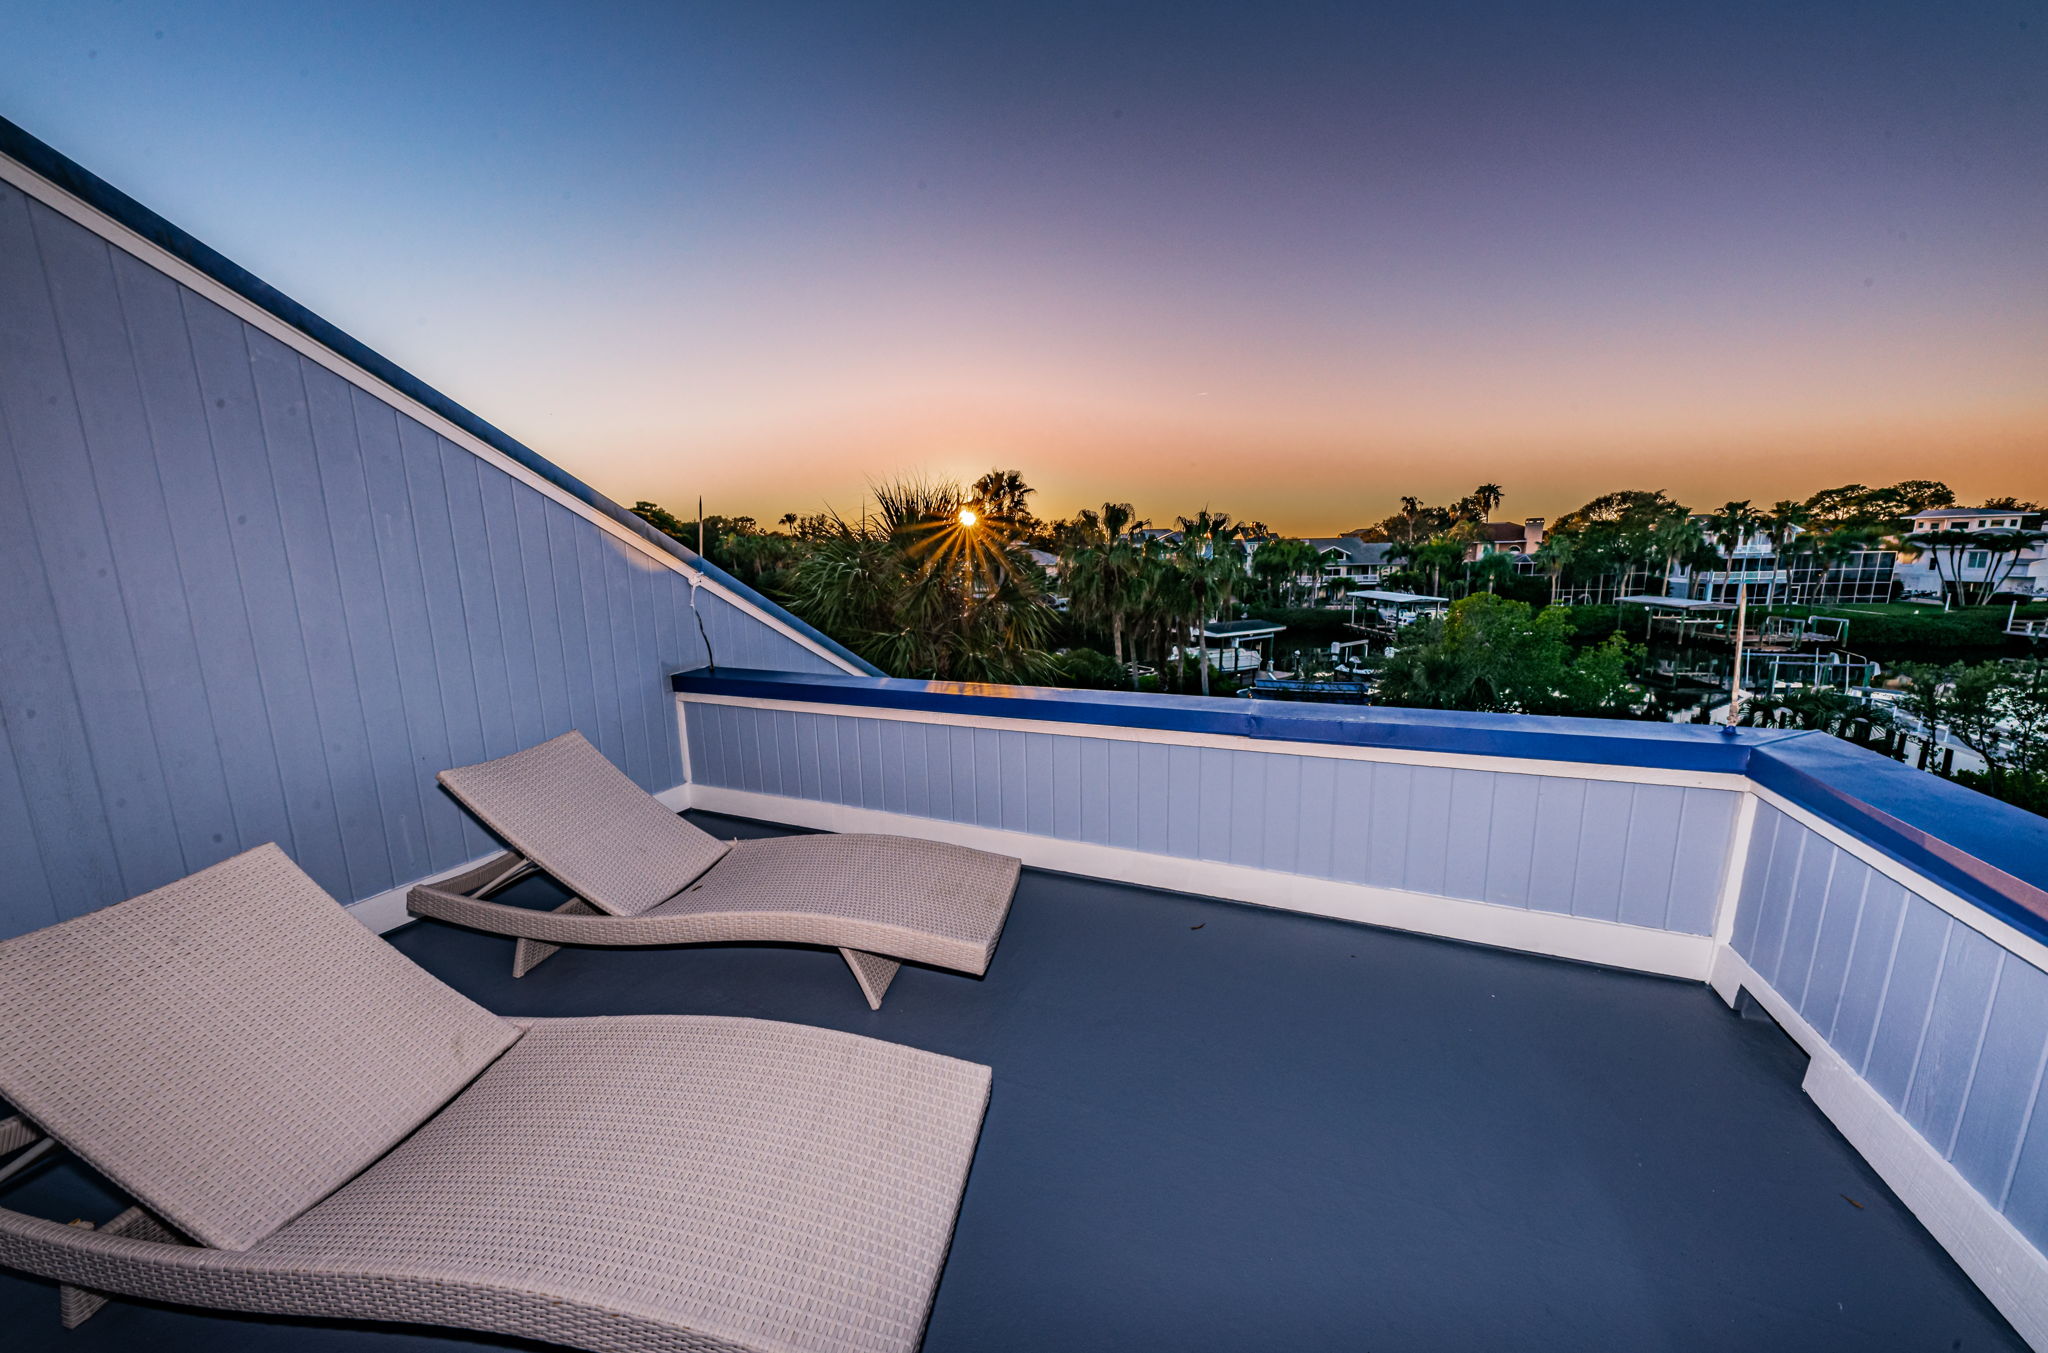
[498,365,2048,536]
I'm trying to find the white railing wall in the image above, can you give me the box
[680,693,1748,979]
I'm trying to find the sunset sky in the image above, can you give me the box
[3,0,2043,533]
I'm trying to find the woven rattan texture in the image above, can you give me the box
[0,1116,35,1155]
[260,1016,991,1353]
[61,1206,183,1327]
[512,898,598,977]
[0,1206,773,1353]
[410,834,1020,976]
[674,835,1020,973]
[840,948,901,1010]
[439,732,730,916]
[0,844,519,1250]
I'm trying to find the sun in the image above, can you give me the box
[957,508,978,527]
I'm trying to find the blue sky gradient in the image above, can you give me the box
[2,0,2042,530]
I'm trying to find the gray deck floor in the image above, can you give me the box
[0,810,2026,1352]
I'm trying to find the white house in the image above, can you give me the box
[1303,537,1392,603]
[1669,524,1799,605]
[1894,507,2048,600]
[1669,521,1898,606]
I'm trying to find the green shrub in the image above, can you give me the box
[1378,594,1645,717]
[1564,604,1624,647]
[1952,769,2048,818]
[1760,604,2048,662]
[1051,647,1128,689]
[1245,607,1355,641]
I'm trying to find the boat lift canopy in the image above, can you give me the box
[1614,595,1733,611]
[1351,590,1450,605]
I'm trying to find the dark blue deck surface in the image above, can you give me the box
[0,812,2024,1352]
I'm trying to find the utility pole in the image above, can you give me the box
[697,495,705,557]
[1729,580,1749,725]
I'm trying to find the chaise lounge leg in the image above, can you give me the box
[840,948,901,1010]
[60,1208,180,1327]
[513,898,600,977]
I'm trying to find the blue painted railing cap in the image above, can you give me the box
[1748,736,2048,946]
[671,668,1794,773]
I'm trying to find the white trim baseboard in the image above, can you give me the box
[344,853,497,934]
[1711,948,2048,1350]
[343,783,693,933]
[684,782,1716,979]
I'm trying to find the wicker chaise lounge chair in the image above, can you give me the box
[0,845,991,1353]
[408,731,1021,1009]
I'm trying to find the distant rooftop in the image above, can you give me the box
[1305,537,1392,564]
[1911,506,2041,520]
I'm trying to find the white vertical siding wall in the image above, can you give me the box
[1731,804,2048,1258]
[681,701,1742,937]
[0,178,836,937]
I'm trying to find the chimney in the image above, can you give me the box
[1524,517,1545,549]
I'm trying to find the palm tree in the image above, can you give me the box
[784,476,1056,681]
[1647,513,1708,596]
[1705,501,1763,557]
[1470,483,1505,519]
[1762,500,1811,573]
[1174,510,1245,695]
[1899,528,1977,605]
[1132,540,1195,688]
[1397,496,1423,544]
[969,468,1038,535]
[1698,501,1764,602]
[1467,550,1517,596]
[1803,523,1885,603]
[1532,533,1577,604]
[1059,503,1147,673]
[1404,534,1465,599]
[1737,687,1897,739]
[1969,527,2048,606]
[1249,537,1321,607]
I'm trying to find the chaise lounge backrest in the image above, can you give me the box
[437,730,731,916]
[0,845,519,1250]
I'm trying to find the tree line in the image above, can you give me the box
[635,471,2044,686]
[631,469,2047,816]
[1355,479,2042,606]
[640,472,1336,694]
